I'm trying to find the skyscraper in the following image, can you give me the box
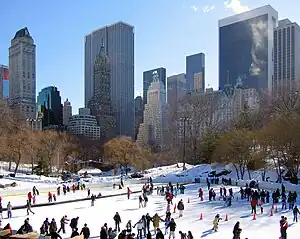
[167,73,187,106]
[186,53,205,92]
[88,45,115,139]
[137,72,168,150]
[273,19,300,94]
[143,68,166,106]
[9,27,36,118]
[63,98,72,126]
[37,86,63,129]
[85,21,135,138]
[219,5,278,91]
[0,65,9,99]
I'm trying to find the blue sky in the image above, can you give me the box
[0,0,298,113]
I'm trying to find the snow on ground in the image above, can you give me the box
[152,163,300,192]
[3,183,299,239]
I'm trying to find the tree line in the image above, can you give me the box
[0,100,153,175]
[165,88,300,184]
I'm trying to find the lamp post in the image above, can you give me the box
[180,117,190,171]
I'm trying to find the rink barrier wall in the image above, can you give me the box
[2,189,143,211]
[0,178,148,198]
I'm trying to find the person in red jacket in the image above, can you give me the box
[48,192,52,203]
[27,192,32,204]
[251,199,257,214]
[127,187,132,200]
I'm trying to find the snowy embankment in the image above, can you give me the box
[151,163,300,192]
[1,161,300,195]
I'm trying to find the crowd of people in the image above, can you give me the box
[0,175,299,239]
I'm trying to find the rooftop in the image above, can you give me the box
[13,27,31,40]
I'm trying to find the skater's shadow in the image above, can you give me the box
[75,206,87,210]
[124,208,139,211]
[289,223,295,227]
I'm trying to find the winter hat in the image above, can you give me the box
[84,224,87,226]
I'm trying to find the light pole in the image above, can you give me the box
[180,117,189,170]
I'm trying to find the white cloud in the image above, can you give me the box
[202,5,215,13]
[190,4,215,13]
[224,0,250,14]
[190,5,199,12]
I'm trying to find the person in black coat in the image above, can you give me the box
[71,228,79,238]
[100,226,108,239]
[156,228,164,239]
[145,213,152,233]
[114,212,121,232]
[17,219,33,234]
[233,221,242,239]
[70,217,79,232]
[80,224,90,239]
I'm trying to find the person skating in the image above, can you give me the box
[187,231,193,239]
[26,200,35,215]
[108,227,117,239]
[71,228,80,238]
[7,201,12,218]
[293,206,300,222]
[133,219,144,239]
[139,195,144,208]
[17,219,33,234]
[80,223,90,239]
[152,214,164,233]
[3,223,12,236]
[27,192,32,205]
[146,213,152,233]
[114,212,122,232]
[43,218,50,235]
[141,215,147,237]
[48,192,53,203]
[126,220,132,234]
[232,221,242,239]
[91,194,96,206]
[177,200,184,218]
[70,217,79,232]
[144,194,149,207]
[58,215,69,234]
[280,216,288,239]
[166,218,176,239]
[100,225,108,239]
[156,228,164,239]
[49,218,62,239]
[212,214,222,232]
[179,231,186,239]
[87,188,91,197]
[127,187,132,199]
[164,217,170,235]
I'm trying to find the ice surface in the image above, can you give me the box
[2,183,299,239]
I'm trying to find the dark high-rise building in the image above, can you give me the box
[167,73,187,106]
[88,45,116,139]
[85,22,135,139]
[143,68,166,106]
[219,5,278,91]
[186,53,205,92]
[37,86,63,129]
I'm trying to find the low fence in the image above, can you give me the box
[2,189,143,212]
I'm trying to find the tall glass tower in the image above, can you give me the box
[219,5,278,91]
[85,22,135,138]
